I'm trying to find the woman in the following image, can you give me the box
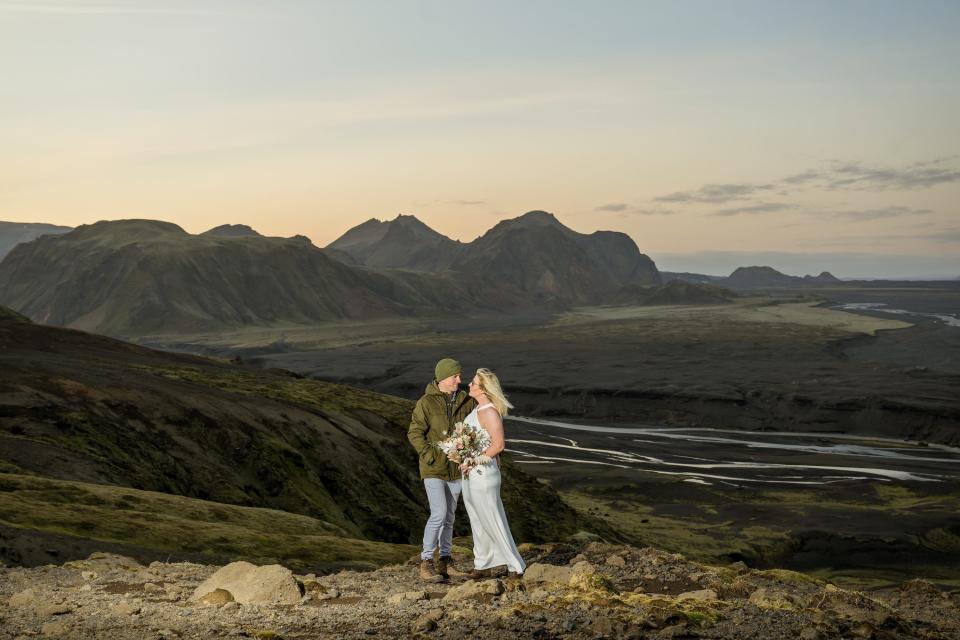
[457,368,526,578]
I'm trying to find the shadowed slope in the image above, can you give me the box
[0,221,72,261]
[0,220,463,336]
[327,214,464,271]
[0,308,612,550]
[455,211,660,306]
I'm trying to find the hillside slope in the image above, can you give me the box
[0,308,612,550]
[0,220,469,336]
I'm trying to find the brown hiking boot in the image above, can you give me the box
[468,567,492,581]
[419,559,442,583]
[438,556,467,578]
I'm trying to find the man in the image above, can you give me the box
[407,357,478,582]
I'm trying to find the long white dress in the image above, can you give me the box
[460,404,526,574]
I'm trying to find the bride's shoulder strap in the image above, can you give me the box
[478,403,498,412]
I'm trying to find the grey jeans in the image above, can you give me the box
[421,478,462,560]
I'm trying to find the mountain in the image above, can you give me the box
[0,221,72,261]
[0,307,611,561]
[201,223,263,237]
[327,214,464,271]
[726,266,801,288]
[803,271,842,284]
[0,219,475,336]
[661,271,725,284]
[329,211,661,306]
[453,211,660,306]
[613,280,737,306]
[726,266,848,290]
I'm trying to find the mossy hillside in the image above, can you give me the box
[0,313,602,548]
[0,472,414,571]
[562,481,960,590]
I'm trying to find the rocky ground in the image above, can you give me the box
[1,542,957,640]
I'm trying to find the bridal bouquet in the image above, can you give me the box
[436,421,492,475]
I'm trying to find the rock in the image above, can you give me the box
[748,587,796,610]
[606,555,626,567]
[900,579,941,596]
[387,590,427,605]
[302,580,327,595]
[413,608,445,632]
[568,530,602,544]
[443,579,504,601]
[143,582,163,593]
[78,584,92,592]
[8,589,36,608]
[799,628,826,640]
[523,563,574,585]
[221,601,240,613]
[569,554,588,565]
[658,623,692,639]
[81,571,97,581]
[677,589,718,602]
[191,561,302,605]
[110,601,141,616]
[38,604,75,616]
[568,562,612,592]
[199,589,235,606]
[40,622,69,637]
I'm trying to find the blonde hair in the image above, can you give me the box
[475,368,514,417]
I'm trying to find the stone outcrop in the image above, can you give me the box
[190,561,302,605]
[0,544,956,639]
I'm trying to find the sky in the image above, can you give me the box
[1,0,959,278]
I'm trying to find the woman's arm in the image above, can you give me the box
[478,408,505,457]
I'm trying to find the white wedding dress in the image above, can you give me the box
[460,403,526,574]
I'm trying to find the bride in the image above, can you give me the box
[457,368,526,578]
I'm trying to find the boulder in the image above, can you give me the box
[568,562,612,592]
[38,603,75,616]
[109,601,141,616]
[8,589,36,608]
[191,561,302,605]
[523,563,574,585]
[199,589,235,606]
[677,589,718,602]
[606,555,626,567]
[40,622,69,637]
[748,587,797,610]
[442,579,504,601]
[413,608,445,632]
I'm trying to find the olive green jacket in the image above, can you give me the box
[408,381,478,480]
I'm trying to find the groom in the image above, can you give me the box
[407,357,478,582]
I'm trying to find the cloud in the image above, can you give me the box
[780,170,823,185]
[0,1,222,15]
[654,158,960,212]
[594,203,629,212]
[654,183,773,204]
[824,159,960,191]
[591,203,674,215]
[831,206,932,222]
[712,202,799,216]
[919,228,960,243]
[447,199,487,206]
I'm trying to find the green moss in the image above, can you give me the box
[756,568,823,586]
[0,472,414,571]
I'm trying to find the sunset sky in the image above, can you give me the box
[1,1,958,277]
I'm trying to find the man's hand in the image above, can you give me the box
[448,452,462,463]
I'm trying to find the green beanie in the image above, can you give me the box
[434,358,462,382]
